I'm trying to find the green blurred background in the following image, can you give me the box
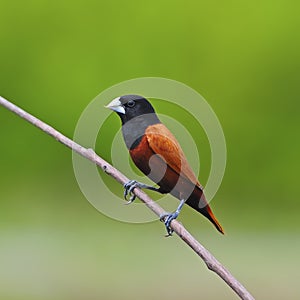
[0,1,299,299]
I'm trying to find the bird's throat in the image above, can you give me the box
[121,114,160,150]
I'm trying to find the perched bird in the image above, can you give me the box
[106,95,224,235]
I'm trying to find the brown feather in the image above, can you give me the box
[129,124,224,234]
[145,124,203,189]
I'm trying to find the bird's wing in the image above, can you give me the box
[145,123,202,189]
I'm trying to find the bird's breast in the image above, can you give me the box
[129,135,153,175]
[129,135,188,195]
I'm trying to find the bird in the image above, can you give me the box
[106,95,224,236]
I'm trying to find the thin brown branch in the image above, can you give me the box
[0,95,255,300]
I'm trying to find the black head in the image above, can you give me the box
[106,95,160,125]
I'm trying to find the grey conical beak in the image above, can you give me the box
[105,97,125,114]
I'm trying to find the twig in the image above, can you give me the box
[0,95,255,300]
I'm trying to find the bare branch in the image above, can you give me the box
[0,95,255,300]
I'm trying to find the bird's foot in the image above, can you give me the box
[159,199,185,236]
[159,212,179,236]
[123,180,139,204]
[123,180,159,204]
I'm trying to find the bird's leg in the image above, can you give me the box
[123,180,160,204]
[160,199,185,236]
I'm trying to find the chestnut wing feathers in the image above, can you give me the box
[145,124,202,189]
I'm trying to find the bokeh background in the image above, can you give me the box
[0,1,299,299]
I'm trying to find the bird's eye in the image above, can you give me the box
[127,100,135,108]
